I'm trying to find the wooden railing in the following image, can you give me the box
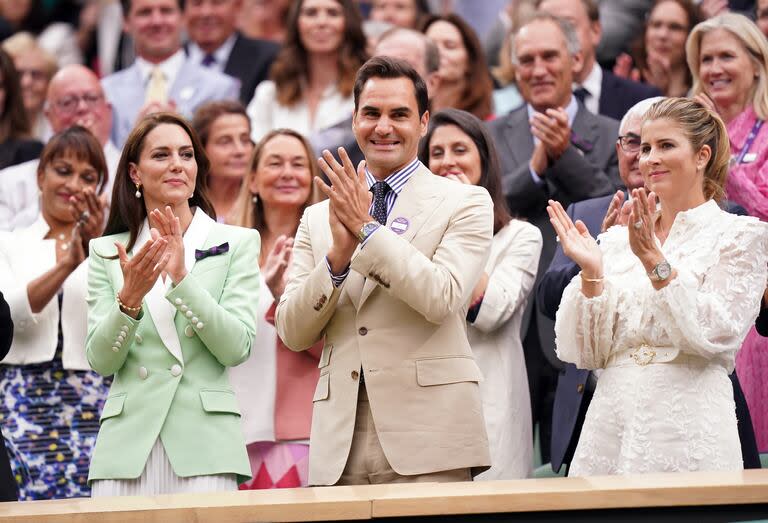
[1,469,767,522]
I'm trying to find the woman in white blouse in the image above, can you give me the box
[549,97,768,475]
[421,109,542,479]
[246,0,368,143]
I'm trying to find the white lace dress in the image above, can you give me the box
[555,200,768,476]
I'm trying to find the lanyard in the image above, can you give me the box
[736,119,764,164]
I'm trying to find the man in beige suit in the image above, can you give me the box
[276,57,493,486]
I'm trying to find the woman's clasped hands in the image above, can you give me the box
[114,206,186,316]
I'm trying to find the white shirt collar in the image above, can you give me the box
[526,94,579,128]
[135,49,186,89]
[574,62,603,104]
[186,34,237,72]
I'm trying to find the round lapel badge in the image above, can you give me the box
[390,217,409,234]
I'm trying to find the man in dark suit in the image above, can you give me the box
[537,97,762,473]
[487,12,620,461]
[538,0,661,122]
[184,0,280,105]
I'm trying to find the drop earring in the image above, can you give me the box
[251,193,259,204]
[135,183,142,198]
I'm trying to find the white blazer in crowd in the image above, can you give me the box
[470,220,542,480]
[0,215,90,369]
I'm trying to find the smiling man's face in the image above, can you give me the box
[353,76,428,179]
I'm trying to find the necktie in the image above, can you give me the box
[145,66,168,104]
[201,54,216,67]
[573,86,589,104]
[371,181,391,225]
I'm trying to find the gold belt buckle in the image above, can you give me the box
[630,344,656,366]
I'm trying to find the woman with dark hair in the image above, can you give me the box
[192,100,254,223]
[0,126,108,499]
[421,14,494,120]
[613,0,697,97]
[369,0,430,29]
[86,112,260,496]
[229,129,324,489]
[246,0,368,143]
[0,48,42,169]
[420,108,542,479]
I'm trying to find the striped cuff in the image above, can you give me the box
[325,256,350,287]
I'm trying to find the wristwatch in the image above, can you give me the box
[647,259,672,282]
[357,221,380,242]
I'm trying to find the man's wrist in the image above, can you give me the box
[327,247,353,275]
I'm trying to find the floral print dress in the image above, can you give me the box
[0,295,110,500]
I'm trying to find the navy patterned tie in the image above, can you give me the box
[201,54,216,67]
[371,181,391,225]
[573,86,589,104]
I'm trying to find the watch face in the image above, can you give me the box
[656,261,672,280]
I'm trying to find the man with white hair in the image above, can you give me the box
[0,65,119,231]
[537,96,761,474]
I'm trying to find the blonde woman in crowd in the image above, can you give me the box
[229,129,324,488]
[551,98,768,475]
[687,12,768,455]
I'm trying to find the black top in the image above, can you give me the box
[0,138,44,170]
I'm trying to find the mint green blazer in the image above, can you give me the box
[86,211,260,483]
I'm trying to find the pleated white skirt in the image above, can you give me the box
[91,439,238,497]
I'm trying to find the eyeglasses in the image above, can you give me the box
[53,93,104,115]
[617,134,641,153]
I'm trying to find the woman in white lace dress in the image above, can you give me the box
[548,97,768,476]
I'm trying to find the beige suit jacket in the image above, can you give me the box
[276,166,493,485]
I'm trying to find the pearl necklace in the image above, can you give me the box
[56,232,69,251]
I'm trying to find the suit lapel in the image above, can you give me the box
[136,209,215,364]
[504,107,534,166]
[571,106,599,158]
[357,168,442,309]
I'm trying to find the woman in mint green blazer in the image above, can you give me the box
[86,113,261,496]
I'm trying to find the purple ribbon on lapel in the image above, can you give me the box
[570,130,594,153]
[195,242,229,261]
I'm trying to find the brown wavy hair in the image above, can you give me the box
[103,112,215,254]
[643,97,730,202]
[420,13,494,120]
[269,0,368,107]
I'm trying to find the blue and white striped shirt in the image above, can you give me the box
[327,157,422,286]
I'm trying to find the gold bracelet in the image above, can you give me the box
[579,271,604,283]
[116,293,142,313]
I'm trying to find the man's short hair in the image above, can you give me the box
[535,0,599,22]
[376,27,440,75]
[353,56,429,117]
[510,11,581,66]
[121,0,184,15]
